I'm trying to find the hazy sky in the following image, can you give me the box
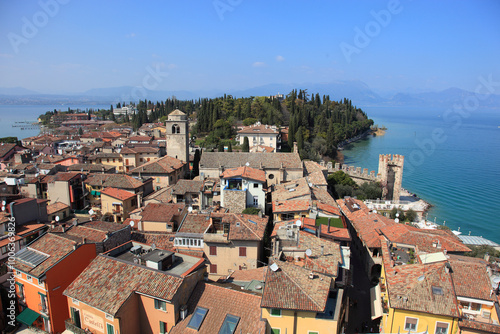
[0,0,499,94]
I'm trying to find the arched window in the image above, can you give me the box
[172,124,180,134]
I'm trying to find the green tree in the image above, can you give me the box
[228,142,233,152]
[192,149,201,178]
[389,208,405,221]
[78,127,83,136]
[217,142,224,152]
[242,137,249,152]
[242,207,261,215]
[405,209,417,222]
[243,118,257,126]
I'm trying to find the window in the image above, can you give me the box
[187,307,208,330]
[432,286,443,295]
[154,299,167,311]
[218,314,240,334]
[404,317,418,332]
[253,196,259,206]
[159,321,167,334]
[435,322,449,334]
[270,309,281,317]
[253,183,258,188]
[271,329,281,334]
[210,264,217,274]
[106,323,114,334]
[239,247,247,257]
[27,275,32,282]
[210,246,217,256]
[105,314,114,320]
[268,174,274,179]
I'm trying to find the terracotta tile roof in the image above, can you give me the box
[87,152,121,160]
[311,187,335,206]
[221,166,266,183]
[62,221,127,243]
[14,232,80,277]
[170,282,267,334]
[141,203,185,223]
[101,187,136,201]
[178,214,211,234]
[131,231,176,250]
[303,160,327,174]
[200,152,302,170]
[307,171,328,187]
[211,213,268,241]
[130,155,185,174]
[272,178,311,202]
[238,124,279,134]
[171,179,203,195]
[315,202,341,216]
[448,256,494,301]
[229,267,267,282]
[273,199,310,214]
[381,224,471,253]
[44,172,82,183]
[120,146,159,154]
[298,232,343,277]
[336,197,371,220]
[46,201,69,215]
[0,143,18,158]
[381,239,460,318]
[68,163,115,172]
[261,261,332,312]
[64,255,184,316]
[302,219,350,241]
[459,319,500,334]
[85,174,145,189]
[127,135,152,142]
[143,186,173,203]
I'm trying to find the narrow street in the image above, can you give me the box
[345,246,378,333]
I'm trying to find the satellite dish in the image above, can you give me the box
[396,213,400,217]
[418,275,425,282]
[245,162,250,166]
[188,207,193,213]
[395,218,399,223]
[270,263,279,272]
[89,209,94,215]
[373,210,377,214]
[295,220,302,227]
[151,243,156,250]
[1,201,5,206]
[129,221,135,227]
[1,206,5,212]
[55,216,60,222]
[305,249,312,257]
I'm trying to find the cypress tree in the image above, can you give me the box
[242,137,249,152]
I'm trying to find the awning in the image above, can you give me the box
[16,308,40,326]
[370,284,383,320]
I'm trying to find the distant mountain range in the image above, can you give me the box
[0,81,499,111]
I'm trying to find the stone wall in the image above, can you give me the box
[223,190,246,213]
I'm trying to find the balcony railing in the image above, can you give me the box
[65,319,92,334]
[39,303,49,315]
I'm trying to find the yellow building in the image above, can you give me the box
[377,240,460,334]
[261,261,346,334]
[100,187,138,223]
[88,152,124,172]
[272,199,311,222]
[120,146,160,172]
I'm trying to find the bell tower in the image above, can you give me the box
[165,109,189,163]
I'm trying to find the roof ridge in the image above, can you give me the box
[237,215,261,240]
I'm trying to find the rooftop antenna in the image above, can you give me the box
[269,263,279,272]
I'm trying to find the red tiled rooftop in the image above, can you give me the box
[101,187,136,201]
[221,166,266,183]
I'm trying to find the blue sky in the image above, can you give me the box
[0,0,499,94]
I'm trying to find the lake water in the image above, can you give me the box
[343,106,500,243]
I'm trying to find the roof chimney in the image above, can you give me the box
[328,218,331,233]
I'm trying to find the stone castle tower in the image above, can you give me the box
[165,109,189,163]
[378,154,404,201]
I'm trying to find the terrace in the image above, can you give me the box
[390,245,416,266]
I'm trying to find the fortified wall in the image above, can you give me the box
[321,154,404,201]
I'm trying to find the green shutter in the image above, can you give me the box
[107,323,114,334]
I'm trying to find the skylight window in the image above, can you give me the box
[432,286,443,295]
[187,307,208,330]
[218,314,240,334]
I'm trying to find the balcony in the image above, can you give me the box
[39,303,49,316]
[204,233,230,244]
[65,319,92,334]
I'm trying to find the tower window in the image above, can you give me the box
[172,124,180,134]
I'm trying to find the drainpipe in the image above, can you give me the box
[293,311,297,334]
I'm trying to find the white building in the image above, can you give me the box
[237,123,280,150]
[220,166,266,213]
